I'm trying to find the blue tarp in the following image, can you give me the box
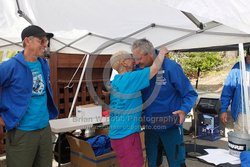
[86,135,112,156]
[240,151,250,167]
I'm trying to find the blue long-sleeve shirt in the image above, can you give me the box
[220,62,250,121]
[141,58,198,129]
[0,51,58,131]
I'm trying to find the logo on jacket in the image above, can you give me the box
[156,70,166,85]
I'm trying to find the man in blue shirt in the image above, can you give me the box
[220,48,250,133]
[0,25,58,167]
[132,39,198,167]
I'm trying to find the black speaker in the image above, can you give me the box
[196,98,220,114]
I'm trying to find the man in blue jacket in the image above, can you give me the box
[0,25,58,167]
[132,39,198,167]
[220,48,250,133]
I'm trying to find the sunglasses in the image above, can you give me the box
[29,36,49,45]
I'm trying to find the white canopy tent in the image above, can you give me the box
[1,0,250,133]
[1,0,250,54]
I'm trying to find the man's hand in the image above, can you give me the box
[172,110,186,124]
[220,112,228,124]
[102,90,110,97]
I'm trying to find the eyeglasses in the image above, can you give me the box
[133,56,142,61]
[132,52,148,61]
[29,36,49,46]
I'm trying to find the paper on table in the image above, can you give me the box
[198,149,240,165]
[229,159,241,165]
[204,148,228,154]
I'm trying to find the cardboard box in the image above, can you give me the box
[95,127,109,136]
[76,104,102,123]
[67,134,119,167]
[67,129,147,167]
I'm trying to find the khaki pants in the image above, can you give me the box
[6,125,53,167]
[234,113,250,133]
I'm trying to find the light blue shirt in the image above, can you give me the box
[109,67,150,139]
[17,60,49,131]
[221,62,250,121]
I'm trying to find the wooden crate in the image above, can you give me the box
[49,53,111,118]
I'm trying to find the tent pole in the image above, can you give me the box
[239,43,250,133]
[0,38,23,49]
[68,54,90,118]
[16,0,33,24]
[55,33,91,53]
[92,23,155,54]
[53,38,90,54]
[182,11,204,30]
[155,22,221,49]
[91,33,131,46]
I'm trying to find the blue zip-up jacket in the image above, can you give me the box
[142,58,198,129]
[220,62,250,121]
[0,51,58,131]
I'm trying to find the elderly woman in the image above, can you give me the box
[108,47,168,167]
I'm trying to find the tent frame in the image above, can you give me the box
[1,0,250,55]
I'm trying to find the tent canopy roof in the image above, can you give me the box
[1,0,250,54]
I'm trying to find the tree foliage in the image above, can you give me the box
[178,52,223,78]
[0,51,17,63]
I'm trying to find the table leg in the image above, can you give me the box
[58,133,61,167]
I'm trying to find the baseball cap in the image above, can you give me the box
[110,51,133,71]
[21,25,54,41]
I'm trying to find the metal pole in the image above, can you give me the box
[68,54,90,118]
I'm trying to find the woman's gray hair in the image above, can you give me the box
[110,50,132,71]
[131,38,154,55]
